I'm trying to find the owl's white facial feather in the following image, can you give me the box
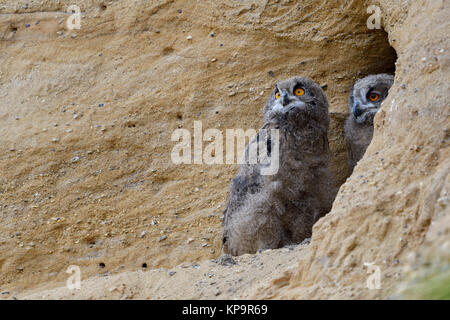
[272,101,284,112]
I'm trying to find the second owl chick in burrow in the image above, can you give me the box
[222,76,335,256]
[345,74,394,172]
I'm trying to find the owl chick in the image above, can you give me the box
[345,74,394,171]
[222,76,335,256]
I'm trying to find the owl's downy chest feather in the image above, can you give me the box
[346,118,374,150]
[266,116,329,157]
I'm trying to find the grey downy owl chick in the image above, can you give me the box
[344,74,394,171]
[222,76,335,256]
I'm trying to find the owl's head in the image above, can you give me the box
[263,76,329,127]
[349,74,394,125]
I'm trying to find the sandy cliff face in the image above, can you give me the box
[0,0,448,299]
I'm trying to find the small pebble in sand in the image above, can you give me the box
[214,254,236,266]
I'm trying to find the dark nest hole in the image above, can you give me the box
[321,27,397,227]
[357,30,397,80]
[340,27,397,169]
[336,27,397,182]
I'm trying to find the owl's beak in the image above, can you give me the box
[281,92,291,106]
[352,101,363,118]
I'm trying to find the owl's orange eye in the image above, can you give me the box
[275,91,281,99]
[295,87,305,96]
[369,92,380,102]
